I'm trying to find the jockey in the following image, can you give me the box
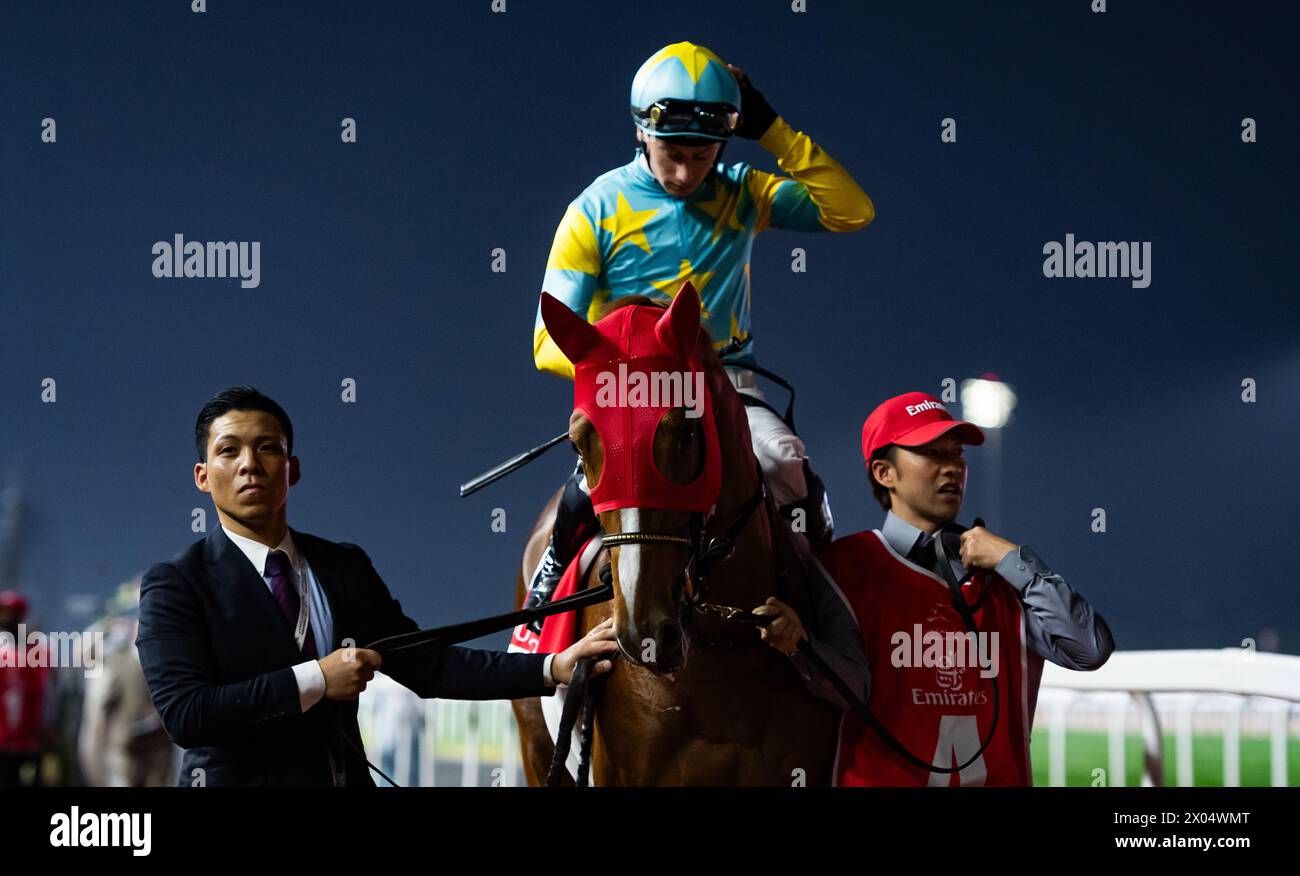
[528,40,875,613]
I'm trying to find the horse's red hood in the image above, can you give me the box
[540,283,722,514]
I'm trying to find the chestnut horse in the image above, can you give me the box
[510,284,840,786]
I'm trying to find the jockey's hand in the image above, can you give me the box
[753,597,807,656]
[552,617,619,685]
[726,63,777,139]
[958,526,1019,571]
[319,647,382,700]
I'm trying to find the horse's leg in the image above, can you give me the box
[511,694,559,787]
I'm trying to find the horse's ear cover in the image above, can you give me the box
[540,291,603,365]
[654,280,701,360]
[539,283,722,514]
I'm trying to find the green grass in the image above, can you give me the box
[1031,731,1300,786]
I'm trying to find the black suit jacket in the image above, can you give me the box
[136,525,552,787]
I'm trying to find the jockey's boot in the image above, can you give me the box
[524,460,599,633]
[779,460,834,549]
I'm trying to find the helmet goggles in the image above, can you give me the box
[633,99,739,140]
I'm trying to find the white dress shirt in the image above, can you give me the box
[221,525,331,712]
[221,525,559,712]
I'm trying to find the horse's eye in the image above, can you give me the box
[678,428,695,449]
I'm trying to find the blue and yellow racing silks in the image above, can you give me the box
[533,116,876,379]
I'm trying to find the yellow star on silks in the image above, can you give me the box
[649,259,715,314]
[599,191,659,256]
[644,42,725,83]
[714,311,751,351]
[691,179,746,241]
[584,288,611,323]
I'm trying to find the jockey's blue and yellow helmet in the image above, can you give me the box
[630,41,741,143]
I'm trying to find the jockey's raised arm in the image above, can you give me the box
[525,40,875,636]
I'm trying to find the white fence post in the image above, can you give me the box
[1272,701,1290,788]
[421,698,437,787]
[1174,699,1194,787]
[1224,699,1242,787]
[1106,698,1126,787]
[1049,696,1069,786]
[502,706,520,788]
[461,701,480,787]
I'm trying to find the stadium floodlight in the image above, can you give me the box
[960,375,1017,429]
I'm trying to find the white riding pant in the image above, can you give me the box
[723,366,810,508]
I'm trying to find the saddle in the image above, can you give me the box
[511,535,605,655]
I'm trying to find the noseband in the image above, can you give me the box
[598,460,776,641]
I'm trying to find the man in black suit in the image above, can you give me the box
[137,386,617,787]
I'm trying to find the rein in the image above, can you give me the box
[548,460,782,788]
[599,458,775,644]
[366,582,613,656]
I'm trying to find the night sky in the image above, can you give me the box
[2,0,1295,652]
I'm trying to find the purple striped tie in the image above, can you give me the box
[265,550,317,659]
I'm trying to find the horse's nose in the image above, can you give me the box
[655,620,685,672]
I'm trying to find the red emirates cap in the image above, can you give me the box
[861,392,985,464]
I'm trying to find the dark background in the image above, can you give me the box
[1,0,1295,651]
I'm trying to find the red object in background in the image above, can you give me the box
[0,639,51,753]
[0,591,29,618]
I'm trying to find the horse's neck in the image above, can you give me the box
[703,361,798,608]
[706,358,757,500]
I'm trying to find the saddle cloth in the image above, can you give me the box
[508,534,604,782]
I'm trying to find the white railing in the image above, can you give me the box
[356,673,522,787]
[1036,649,1300,787]
[357,650,1300,787]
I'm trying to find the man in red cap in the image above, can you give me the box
[819,391,1114,786]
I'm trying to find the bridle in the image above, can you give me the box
[595,335,790,645]
[598,459,777,646]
